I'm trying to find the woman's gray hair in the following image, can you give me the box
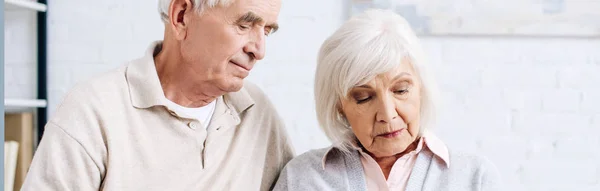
[158,0,233,23]
[314,9,440,152]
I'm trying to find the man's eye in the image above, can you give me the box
[239,25,250,30]
[264,28,273,36]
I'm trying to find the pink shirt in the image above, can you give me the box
[358,131,450,191]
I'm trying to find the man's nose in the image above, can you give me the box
[244,32,266,60]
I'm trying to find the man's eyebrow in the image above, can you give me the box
[237,12,263,24]
[237,12,280,34]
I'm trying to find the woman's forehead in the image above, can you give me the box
[368,62,416,83]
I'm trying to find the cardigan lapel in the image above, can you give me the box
[343,150,368,191]
[406,149,435,191]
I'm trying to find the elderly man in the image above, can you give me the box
[22,0,293,190]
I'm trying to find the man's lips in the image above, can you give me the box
[230,61,251,71]
[377,129,404,138]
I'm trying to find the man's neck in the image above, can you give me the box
[154,42,219,108]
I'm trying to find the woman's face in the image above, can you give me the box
[340,59,422,158]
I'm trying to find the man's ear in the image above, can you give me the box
[168,0,194,40]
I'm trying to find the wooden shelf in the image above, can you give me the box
[5,99,47,108]
[4,0,47,12]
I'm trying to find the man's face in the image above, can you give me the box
[179,0,281,93]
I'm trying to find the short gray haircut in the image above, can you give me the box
[158,0,233,23]
[314,9,440,152]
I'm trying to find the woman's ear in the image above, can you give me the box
[337,105,350,127]
[336,103,345,118]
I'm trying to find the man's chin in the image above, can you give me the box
[219,80,245,93]
[226,84,244,92]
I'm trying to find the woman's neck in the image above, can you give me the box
[370,138,421,179]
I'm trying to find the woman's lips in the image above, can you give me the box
[378,129,404,138]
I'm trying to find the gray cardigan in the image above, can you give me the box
[273,146,501,191]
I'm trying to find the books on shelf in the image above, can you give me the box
[5,141,19,191]
[5,113,35,191]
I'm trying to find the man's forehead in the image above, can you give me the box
[237,11,278,24]
[231,0,280,20]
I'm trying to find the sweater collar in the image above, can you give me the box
[321,130,450,169]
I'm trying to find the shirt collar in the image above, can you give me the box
[419,131,450,168]
[126,41,255,114]
[321,130,450,169]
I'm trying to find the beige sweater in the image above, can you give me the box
[22,42,295,191]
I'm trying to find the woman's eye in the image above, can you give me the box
[355,96,371,104]
[395,89,409,95]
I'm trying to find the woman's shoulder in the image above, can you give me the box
[274,146,359,190]
[447,149,497,170]
[441,149,502,190]
[284,146,337,170]
[281,145,356,177]
[445,148,501,185]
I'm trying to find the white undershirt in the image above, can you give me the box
[164,97,217,129]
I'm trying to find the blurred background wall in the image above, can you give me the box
[4,0,600,190]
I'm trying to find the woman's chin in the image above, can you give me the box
[368,144,410,158]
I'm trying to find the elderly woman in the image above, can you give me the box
[274,9,501,191]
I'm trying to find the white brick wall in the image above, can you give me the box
[44,0,165,114]
[428,37,600,190]
[5,0,599,190]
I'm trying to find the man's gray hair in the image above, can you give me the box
[314,9,440,153]
[158,0,234,22]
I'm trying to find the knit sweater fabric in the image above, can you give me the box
[273,145,502,191]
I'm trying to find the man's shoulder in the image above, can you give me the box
[47,63,132,141]
[241,81,268,100]
[51,63,132,124]
[60,64,129,104]
[236,81,276,111]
